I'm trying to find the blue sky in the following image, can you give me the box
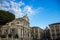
[0,0,60,29]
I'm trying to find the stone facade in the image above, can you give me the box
[49,23,60,40]
[0,14,45,40]
[31,27,44,40]
[0,14,32,40]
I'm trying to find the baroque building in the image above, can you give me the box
[31,27,44,40]
[49,23,60,40]
[0,14,32,40]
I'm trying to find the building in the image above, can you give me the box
[44,27,50,40]
[49,23,60,40]
[31,27,44,40]
[0,14,32,40]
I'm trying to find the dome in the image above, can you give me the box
[23,14,29,21]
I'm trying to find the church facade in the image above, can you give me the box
[0,14,32,40]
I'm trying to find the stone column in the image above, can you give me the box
[8,28,10,34]
[54,25,57,39]
[0,37,1,40]
[29,30,30,40]
[2,29,4,35]
[50,28,53,40]
[7,33,8,40]
[18,27,22,40]
[12,36,13,40]
[7,29,9,40]
[22,28,23,40]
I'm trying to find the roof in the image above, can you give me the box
[31,26,40,28]
[31,26,43,30]
[15,18,30,24]
[49,22,60,26]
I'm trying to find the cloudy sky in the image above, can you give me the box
[0,0,60,29]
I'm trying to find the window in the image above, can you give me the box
[57,33,60,37]
[0,30,2,35]
[17,22,19,24]
[14,34,19,38]
[28,34,29,37]
[52,34,55,36]
[8,34,12,38]
[10,28,15,34]
[11,23,14,25]
[56,29,59,33]
[51,29,54,32]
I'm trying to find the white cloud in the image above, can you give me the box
[0,0,43,18]
[0,0,25,18]
[23,5,34,16]
[2,1,10,6]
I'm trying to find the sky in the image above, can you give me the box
[0,0,60,29]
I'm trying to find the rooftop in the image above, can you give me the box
[49,22,60,26]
